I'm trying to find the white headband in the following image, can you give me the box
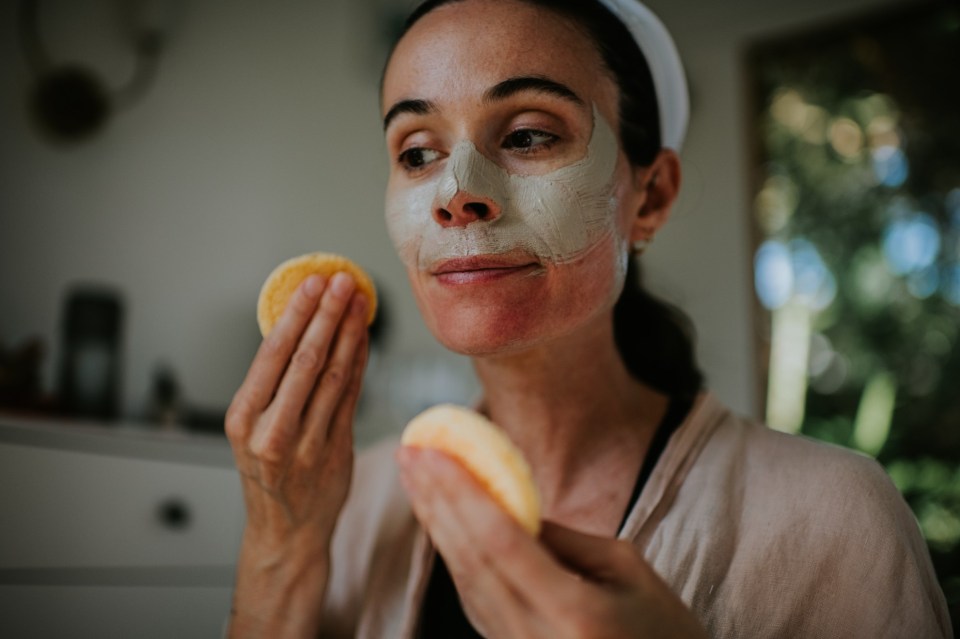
[596,0,689,151]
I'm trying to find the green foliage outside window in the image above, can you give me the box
[747,0,960,620]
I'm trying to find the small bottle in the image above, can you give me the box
[149,363,182,430]
[57,287,124,420]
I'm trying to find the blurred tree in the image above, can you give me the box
[748,0,960,621]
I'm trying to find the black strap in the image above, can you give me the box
[416,396,691,638]
[416,555,484,638]
[617,395,692,533]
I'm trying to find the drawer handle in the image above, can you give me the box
[157,497,192,531]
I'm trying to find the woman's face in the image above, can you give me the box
[381,0,648,356]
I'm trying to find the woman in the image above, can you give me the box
[225,0,951,637]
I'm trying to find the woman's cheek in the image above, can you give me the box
[384,179,432,269]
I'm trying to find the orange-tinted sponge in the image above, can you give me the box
[402,404,541,535]
[257,252,377,337]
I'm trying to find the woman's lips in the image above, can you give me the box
[431,256,541,285]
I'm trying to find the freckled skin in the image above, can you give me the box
[380,8,708,636]
[382,0,649,356]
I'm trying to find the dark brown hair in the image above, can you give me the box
[388,0,703,399]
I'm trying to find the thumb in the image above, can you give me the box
[539,520,642,586]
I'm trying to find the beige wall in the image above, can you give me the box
[0,0,908,440]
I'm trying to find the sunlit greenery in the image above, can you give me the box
[748,0,960,616]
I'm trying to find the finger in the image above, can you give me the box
[270,271,357,423]
[425,451,589,618]
[297,292,367,450]
[539,520,642,587]
[327,332,368,450]
[398,448,539,638]
[230,275,326,422]
[227,276,324,452]
[299,322,368,462]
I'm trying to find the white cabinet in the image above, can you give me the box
[0,417,244,639]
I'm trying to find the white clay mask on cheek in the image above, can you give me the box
[384,107,622,270]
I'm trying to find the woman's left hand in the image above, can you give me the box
[397,446,708,639]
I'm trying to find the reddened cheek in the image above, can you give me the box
[408,236,626,356]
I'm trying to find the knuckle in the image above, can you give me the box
[291,348,323,373]
[322,365,347,388]
[297,436,335,466]
[260,333,286,358]
[319,294,348,320]
[290,286,317,315]
[224,399,251,440]
[250,437,285,465]
[248,424,291,463]
[224,420,243,444]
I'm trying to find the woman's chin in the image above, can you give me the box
[435,331,536,358]
[425,306,548,357]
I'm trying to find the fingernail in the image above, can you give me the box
[330,272,354,297]
[303,275,324,297]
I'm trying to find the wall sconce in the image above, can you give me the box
[17,0,182,143]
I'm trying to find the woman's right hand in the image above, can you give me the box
[225,272,369,638]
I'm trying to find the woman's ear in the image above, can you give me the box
[629,149,682,246]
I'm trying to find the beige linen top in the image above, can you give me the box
[318,392,952,638]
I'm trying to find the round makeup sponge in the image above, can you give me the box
[257,252,377,337]
[402,404,542,535]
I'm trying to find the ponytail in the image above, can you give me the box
[614,258,703,399]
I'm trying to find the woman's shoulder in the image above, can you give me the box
[688,395,894,503]
[639,392,920,562]
[665,395,951,637]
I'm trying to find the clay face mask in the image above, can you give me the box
[384,108,622,270]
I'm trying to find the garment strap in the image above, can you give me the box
[618,395,692,534]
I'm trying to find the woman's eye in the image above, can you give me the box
[398,147,441,171]
[503,129,558,152]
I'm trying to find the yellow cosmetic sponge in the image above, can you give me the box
[257,252,378,337]
[402,404,542,535]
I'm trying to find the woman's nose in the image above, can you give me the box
[433,190,502,227]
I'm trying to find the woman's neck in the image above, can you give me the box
[472,313,668,533]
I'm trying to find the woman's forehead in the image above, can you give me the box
[382,0,611,112]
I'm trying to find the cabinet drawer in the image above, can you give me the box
[0,442,244,569]
[0,584,232,639]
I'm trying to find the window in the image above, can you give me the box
[747,0,960,617]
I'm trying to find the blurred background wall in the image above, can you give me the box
[0,0,913,442]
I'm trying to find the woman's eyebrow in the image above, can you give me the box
[483,76,585,106]
[383,98,436,131]
[382,76,582,131]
